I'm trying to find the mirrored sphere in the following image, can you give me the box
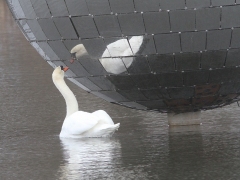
[6,0,240,113]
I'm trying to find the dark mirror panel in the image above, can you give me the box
[131,74,160,89]
[53,17,78,39]
[230,28,240,48]
[196,8,220,30]
[154,33,181,54]
[26,20,47,41]
[117,90,148,101]
[221,5,240,28]
[46,0,69,17]
[72,16,99,38]
[139,35,157,55]
[107,75,137,90]
[156,72,183,87]
[209,68,235,83]
[37,41,60,60]
[140,89,163,100]
[148,54,175,73]
[160,0,185,10]
[117,13,145,35]
[125,56,150,74]
[94,15,122,37]
[201,50,226,69]
[119,102,147,110]
[88,76,115,91]
[95,91,129,102]
[167,87,194,99]
[78,57,108,76]
[181,31,206,52]
[175,52,201,71]
[137,100,167,110]
[219,82,240,95]
[225,49,240,67]
[183,70,209,86]
[86,0,111,15]
[109,0,135,13]
[67,78,90,92]
[30,0,51,18]
[143,12,170,34]
[186,0,210,8]
[211,0,235,6]
[75,77,101,91]
[169,10,195,32]
[38,19,61,40]
[206,29,231,50]
[19,0,36,19]
[48,41,70,60]
[82,38,107,58]
[231,67,240,82]
[134,0,160,12]
[65,0,89,16]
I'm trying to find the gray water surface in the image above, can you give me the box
[1,1,240,179]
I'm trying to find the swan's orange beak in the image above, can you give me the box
[63,66,69,72]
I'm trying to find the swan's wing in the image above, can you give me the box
[63,111,99,135]
[106,39,133,56]
[92,110,114,125]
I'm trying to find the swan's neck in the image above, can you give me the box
[53,78,78,118]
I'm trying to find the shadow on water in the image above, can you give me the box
[1,0,240,179]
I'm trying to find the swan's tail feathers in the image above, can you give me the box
[98,123,120,137]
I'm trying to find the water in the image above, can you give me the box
[1,1,240,179]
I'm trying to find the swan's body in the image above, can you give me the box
[100,36,144,74]
[52,66,120,138]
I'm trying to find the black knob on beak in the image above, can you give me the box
[60,66,63,70]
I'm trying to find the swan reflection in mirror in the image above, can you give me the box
[70,44,88,63]
[59,138,121,179]
[52,66,120,138]
[70,36,144,74]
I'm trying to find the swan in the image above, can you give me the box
[69,36,144,74]
[70,44,88,63]
[100,36,144,74]
[52,66,120,138]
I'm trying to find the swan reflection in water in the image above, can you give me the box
[58,138,121,179]
[59,137,151,179]
[70,36,144,74]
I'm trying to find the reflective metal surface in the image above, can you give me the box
[1,1,240,179]
[6,0,240,113]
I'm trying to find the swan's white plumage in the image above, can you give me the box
[70,44,88,59]
[100,36,144,74]
[52,66,120,138]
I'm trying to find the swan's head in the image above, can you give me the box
[52,66,68,81]
[70,44,88,59]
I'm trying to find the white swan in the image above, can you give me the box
[52,66,120,138]
[70,44,88,63]
[70,36,144,74]
[100,36,144,74]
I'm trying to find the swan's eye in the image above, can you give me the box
[60,66,63,70]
